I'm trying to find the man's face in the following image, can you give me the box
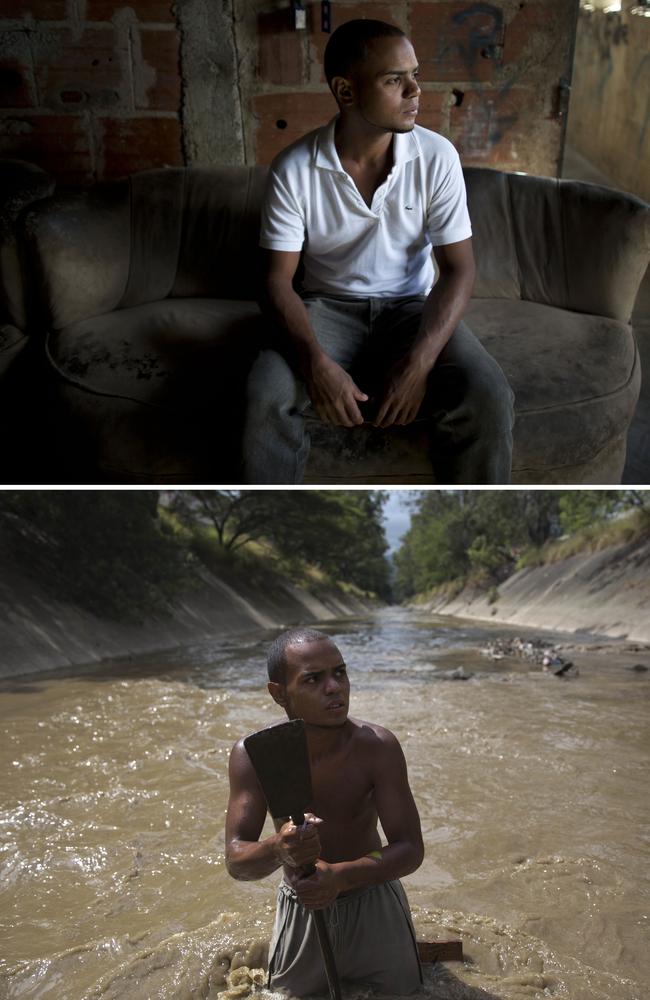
[346,35,421,134]
[270,638,350,728]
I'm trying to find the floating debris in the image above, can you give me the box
[481,636,578,676]
[446,667,474,681]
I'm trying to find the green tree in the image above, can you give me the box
[169,490,280,551]
[393,491,565,599]
[169,490,391,599]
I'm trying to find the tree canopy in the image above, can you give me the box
[393,490,648,601]
[169,490,391,598]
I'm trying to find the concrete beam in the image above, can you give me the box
[176,0,245,166]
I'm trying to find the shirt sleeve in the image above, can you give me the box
[426,151,472,246]
[259,167,305,252]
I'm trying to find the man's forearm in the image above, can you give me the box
[262,278,324,378]
[410,264,475,370]
[226,834,282,881]
[330,840,423,895]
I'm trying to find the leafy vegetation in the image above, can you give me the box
[169,490,391,599]
[393,490,650,602]
[518,502,650,568]
[0,491,191,621]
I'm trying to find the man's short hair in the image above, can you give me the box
[323,19,406,89]
[267,627,333,684]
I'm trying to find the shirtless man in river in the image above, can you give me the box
[225,627,424,996]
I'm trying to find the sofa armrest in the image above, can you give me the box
[0,159,55,333]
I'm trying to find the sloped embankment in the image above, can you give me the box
[416,536,650,642]
[0,562,376,679]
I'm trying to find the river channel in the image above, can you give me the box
[1,608,648,1000]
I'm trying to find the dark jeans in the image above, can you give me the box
[243,294,515,484]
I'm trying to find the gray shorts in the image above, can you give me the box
[267,879,423,996]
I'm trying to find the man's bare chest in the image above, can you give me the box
[345,164,391,209]
[310,751,374,821]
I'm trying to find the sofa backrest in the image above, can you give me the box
[465,167,649,322]
[20,163,649,331]
[22,181,131,331]
[22,166,268,331]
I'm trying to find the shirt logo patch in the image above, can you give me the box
[404,205,413,210]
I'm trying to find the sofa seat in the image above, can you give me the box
[45,298,262,481]
[304,297,641,484]
[48,298,262,407]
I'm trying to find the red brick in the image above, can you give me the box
[138,28,181,110]
[410,2,504,84]
[412,89,450,136]
[449,85,555,169]
[100,114,183,179]
[308,3,401,82]
[3,1,66,18]
[253,91,338,165]
[32,26,127,110]
[257,8,304,86]
[0,32,34,107]
[85,1,176,23]
[0,113,93,184]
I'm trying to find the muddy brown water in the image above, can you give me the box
[1,608,648,1000]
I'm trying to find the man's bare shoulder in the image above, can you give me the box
[228,737,259,781]
[347,717,403,755]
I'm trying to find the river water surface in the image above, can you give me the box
[1,608,648,1000]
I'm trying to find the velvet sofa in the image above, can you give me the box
[8,161,650,483]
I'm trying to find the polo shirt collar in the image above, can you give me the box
[314,115,422,172]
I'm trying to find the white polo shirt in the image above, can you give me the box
[259,117,472,298]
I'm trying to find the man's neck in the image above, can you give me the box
[304,719,352,761]
[334,114,394,169]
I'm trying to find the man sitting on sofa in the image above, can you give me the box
[243,18,514,484]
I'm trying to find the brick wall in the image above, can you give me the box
[0,0,183,186]
[0,0,577,186]
[250,0,578,174]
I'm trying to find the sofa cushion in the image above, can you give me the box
[466,298,639,468]
[46,297,262,410]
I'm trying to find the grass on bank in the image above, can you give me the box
[517,507,650,570]
[409,577,466,606]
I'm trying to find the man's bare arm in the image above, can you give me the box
[261,249,368,426]
[373,237,476,428]
[295,729,424,908]
[225,739,322,880]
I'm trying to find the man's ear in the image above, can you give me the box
[268,680,287,708]
[331,75,355,109]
